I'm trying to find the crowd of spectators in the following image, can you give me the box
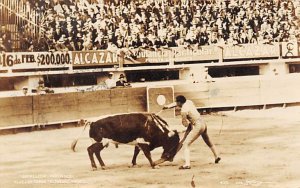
[0,26,12,51]
[1,0,300,52]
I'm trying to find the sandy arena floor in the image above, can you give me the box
[1,108,300,188]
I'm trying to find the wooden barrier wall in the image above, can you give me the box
[2,74,300,128]
[0,87,147,128]
[0,96,33,126]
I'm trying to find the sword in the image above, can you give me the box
[156,109,164,115]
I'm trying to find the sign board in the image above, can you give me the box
[173,46,221,62]
[72,50,120,66]
[124,44,281,64]
[124,46,220,64]
[122,48,172,64]
[0,42,292,71]
[223,43,280,59]
[0,51,72,70]
[147,86,174,118]
[282,41,299,57]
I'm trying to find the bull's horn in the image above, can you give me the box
[168,131,175,137]
[153,158,167,166]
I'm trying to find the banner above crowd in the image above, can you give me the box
[223,43,281,59]
[72,50,119,67]
[123,46,221,64]
[0,51,72,70]
[0,42,299,71]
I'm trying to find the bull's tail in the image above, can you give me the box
[71,120,91,152]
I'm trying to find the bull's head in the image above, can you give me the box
[154,130,180,166]
[89,122,106,142]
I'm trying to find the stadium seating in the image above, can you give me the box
[1,0,299,52]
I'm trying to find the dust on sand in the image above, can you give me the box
[1,108,300,188]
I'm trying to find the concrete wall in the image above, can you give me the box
[174,74,300,108]
[259,62,289,76]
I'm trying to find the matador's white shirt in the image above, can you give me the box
[181,100,201,124]
[166,100,201,124]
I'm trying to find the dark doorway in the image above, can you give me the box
[125,69,179,82]
[289,64,300,73]
[208,66,259,78]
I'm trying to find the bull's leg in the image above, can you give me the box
[138,144,156,168]
[131,146,140,166]
[87,143,98,170]
[94,143,106,170]
[87,142,106,170]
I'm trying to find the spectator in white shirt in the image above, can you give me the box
[105,72,116,89]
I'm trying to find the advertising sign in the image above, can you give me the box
[123,46,221,64]
[282,42,299,57]
[72,50,119,66]
[0,51,72,70]
[223,43,280,59]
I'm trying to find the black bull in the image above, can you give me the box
[72,113,180,170]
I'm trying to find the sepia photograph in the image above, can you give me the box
[0,0,300,187]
